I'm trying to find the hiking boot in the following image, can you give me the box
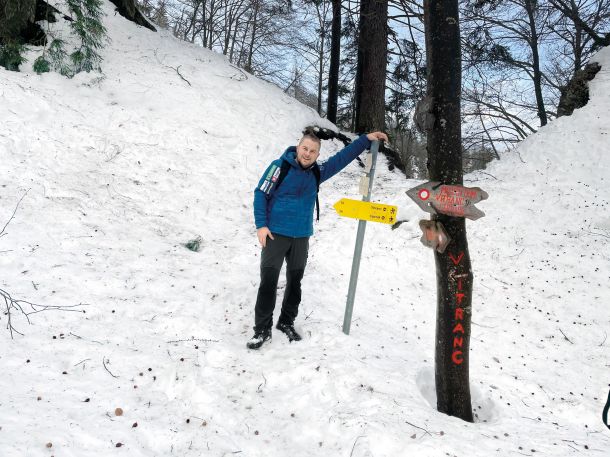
[276,322,302,342]
[246,328,271,350]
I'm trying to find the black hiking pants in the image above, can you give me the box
[254,234,309,332]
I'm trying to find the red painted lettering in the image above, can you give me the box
[456,292,465,305]
[453,336,463,348]
[452,351,463,364]
[455,307,464,320]
[449,252,464,265]
[453,322,464,334]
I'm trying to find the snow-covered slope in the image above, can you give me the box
[1,2,609,456]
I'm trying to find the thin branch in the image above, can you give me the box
[559,328,574,344]
[350,435,366,457]
[257,373,267,393]
[1,288,87,338]
[103,357,119,378]
[74,358,91,367]
[166,337,219,344]
[70,332,104,345]
[174,65,192,86]
[405,420,433,437]
[0,189,30,237]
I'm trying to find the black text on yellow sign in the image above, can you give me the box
[333,198,398,224]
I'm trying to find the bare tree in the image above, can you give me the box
[463,0,553,127]
[549,0,610,48]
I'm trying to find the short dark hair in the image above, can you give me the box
[300,129,321,147]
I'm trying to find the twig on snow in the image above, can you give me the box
[477,171,498,180]
[350,435,366,457]
[405,420,433,437]
[70,332,104,345]
[257,373,267,393]
[507,248,525,258]
[166,337,219,344]
[599,332,607,347]
[103,357,119,378]
[174,65,192,86]
[1,288,87,338]
[559,328,574,344]
[0,189,30,237]
[228,64,248,81]
[74,358,91,367]
[471,320,498,329]
[583,229,610,239]
[153,49,191,86]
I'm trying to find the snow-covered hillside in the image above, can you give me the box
[1,2,609,456]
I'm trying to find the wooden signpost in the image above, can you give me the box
[418,220,451,253]
[407,181,488,220]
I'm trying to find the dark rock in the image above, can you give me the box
[557,62,602,117]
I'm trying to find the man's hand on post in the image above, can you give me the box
[257,227,274,248]
[366,131,389,142]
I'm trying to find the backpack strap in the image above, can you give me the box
[273,159,292,192]
[274,160,322,222]
[312,163,321,221]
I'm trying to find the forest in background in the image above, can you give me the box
[133,0,609,176]
[1,0,609,177]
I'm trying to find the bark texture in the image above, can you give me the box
[0,0,36,43]
[355,0,388,132]
[524,0,547,126]
[326,0,341,124]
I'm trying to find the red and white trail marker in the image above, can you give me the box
[407,181,488,220]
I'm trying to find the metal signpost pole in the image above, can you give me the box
[342,140,379,335]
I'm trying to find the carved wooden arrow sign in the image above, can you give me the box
[407,181,489,220]
[419,220,451,253]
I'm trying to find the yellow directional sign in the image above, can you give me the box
[333,198,398,224]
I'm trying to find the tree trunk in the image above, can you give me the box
[0,0,44,45]
[355,0,387,132]
[318,27,325,115]
[570,0,582,75]
[327,0,341,124]
[524,0,547,126]
[108,0,156,32]
[245,0,259,73]
[424,0,474,423]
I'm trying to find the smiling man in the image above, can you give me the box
[248,128,388,349]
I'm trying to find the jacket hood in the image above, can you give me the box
[281,146,299,167]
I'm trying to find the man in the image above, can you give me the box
[247,129,388,349]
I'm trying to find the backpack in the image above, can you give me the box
[274,159,321,221]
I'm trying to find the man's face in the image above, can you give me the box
[296,138,320,168]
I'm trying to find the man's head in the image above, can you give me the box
[296,132,321,168]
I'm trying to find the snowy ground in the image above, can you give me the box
[1,2,609,456]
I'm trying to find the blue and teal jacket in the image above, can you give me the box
[254,134,371,237]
